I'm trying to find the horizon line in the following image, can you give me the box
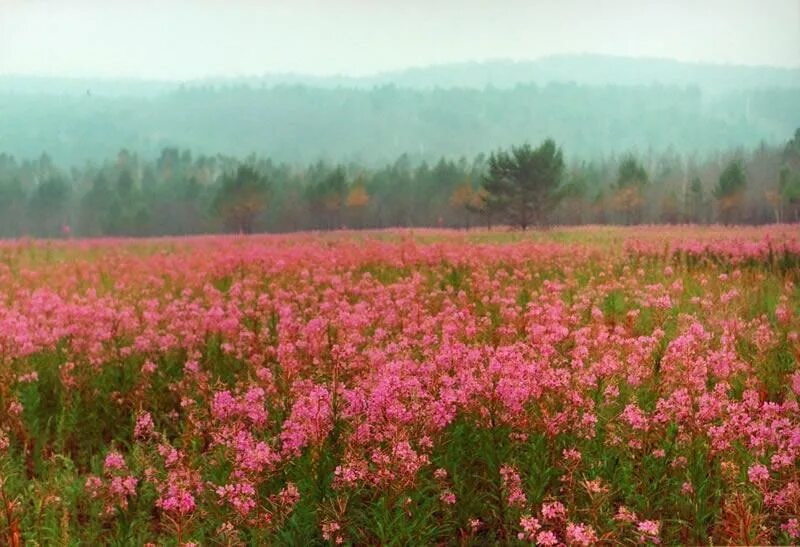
[1,53,799,84]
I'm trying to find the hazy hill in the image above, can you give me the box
[0,55,798,165]
[374,55,800,92]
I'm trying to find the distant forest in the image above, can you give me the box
[1,129,798,238]
[1,83,797,167]
[1,56,799,166]
[2,56,799,236]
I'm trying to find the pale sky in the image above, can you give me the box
[0,0,798,80]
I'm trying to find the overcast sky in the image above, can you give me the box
[1,0,798,80]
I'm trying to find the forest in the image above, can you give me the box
[2,57,799,237]
[1,83,797,167]
[1,128,799,238]
[2,56,800,167]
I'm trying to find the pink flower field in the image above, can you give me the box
[0,225,799,545]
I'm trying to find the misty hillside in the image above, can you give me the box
[374,55,800,92]
[1,55,798,165]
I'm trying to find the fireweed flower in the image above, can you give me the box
[636,520,661,543]
[321,520,343,544]
[782,518,800,539]
[439,490,456,505]
[7,401,23,416]
[747,463,769,485]
[104,451,127,471]
[500,465,527,508]
[84,451,139,515]
[566,522,598,546]
[216,482,257,517]
[615,506,638,524]
[517,515,541,541]
[16,371,38,383]
[541,501,567,522]
[134,411,155,439]
[536,530,560,546]
[280,385,332,456]
[157,488,196,516]
[2,228,800,543]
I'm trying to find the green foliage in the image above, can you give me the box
[214,165,271,233]
[304,165,348,229]
[481,139,565,229]
[686,176,707,223]
[617,156,649,188]
[0,129,799,237]
[714,160,747,199]
[28,176,71,237]
[779,167,800,205]
[714,160,748,224]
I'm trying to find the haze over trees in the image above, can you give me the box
[0,56,799,237]
[0,127,799,237]
[613,157,649,225]
[214,166,271,233]
[714,161,748,225]
[1,56,799,167]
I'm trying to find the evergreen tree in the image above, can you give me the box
[481,140,564,229]
[613,156,648,224]
[214,166,270,233]
[714,160,747,224]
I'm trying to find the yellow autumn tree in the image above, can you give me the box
[346,184,370,209]
[346,180,370,228]
[450,182,483,229]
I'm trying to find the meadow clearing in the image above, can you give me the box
[0,225,799,545]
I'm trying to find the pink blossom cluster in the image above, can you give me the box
[0,226,798,543]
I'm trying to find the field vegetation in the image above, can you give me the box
[0,225,798,544]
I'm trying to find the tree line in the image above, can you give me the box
[0,129,799,238]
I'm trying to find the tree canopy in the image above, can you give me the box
[714,160,747,224]
[1,128,799,238]
[214,166,270,233]
[481,140,564,229]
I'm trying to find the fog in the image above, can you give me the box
[1,0,799,238]
[1,0,798,80]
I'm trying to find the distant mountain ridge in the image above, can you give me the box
[0,55,798,165]
[2,54,799,96]
[377,55,800,91]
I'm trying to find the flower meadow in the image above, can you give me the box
[0,226,799,546]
